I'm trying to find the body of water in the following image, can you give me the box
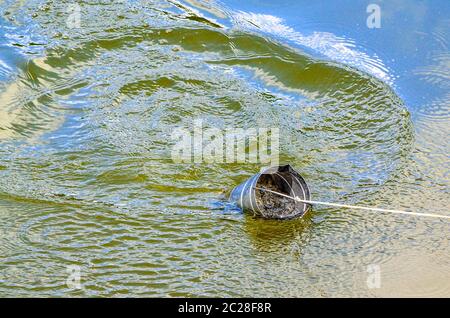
[0,0,448,297]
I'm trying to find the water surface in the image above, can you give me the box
[0,0,448,297]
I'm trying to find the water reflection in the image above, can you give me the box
[243,213,313,253]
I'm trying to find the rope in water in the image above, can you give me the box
[254,187,450,220]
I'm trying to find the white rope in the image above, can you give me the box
[254,187,450,220]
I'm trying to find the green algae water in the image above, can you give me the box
[0,0,448,297]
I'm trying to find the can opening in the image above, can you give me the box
[254,167,310,219]
[229,165,311,219]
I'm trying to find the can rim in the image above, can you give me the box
[253,165,312,219]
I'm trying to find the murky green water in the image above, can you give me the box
[0,0,448,297]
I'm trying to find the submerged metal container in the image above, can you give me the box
[230,165,311,219]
